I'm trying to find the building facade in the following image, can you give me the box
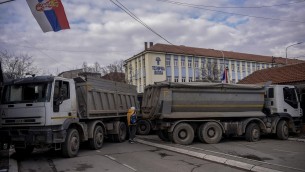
[124,43,302,93]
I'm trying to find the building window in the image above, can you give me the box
[174,59,178,67]
[201,58,206,68]
[231,63,235,71]
[167,76,171,82]
[194,61,198,68]
[237,62,240,72]
[181,60,185,67]
[182,77,186,82]
[174,77,178,82]
[189,77,193,82]
[188,60,192,68]
[242,62,245,72]
[166,58,171,66]
[256,64,260,70]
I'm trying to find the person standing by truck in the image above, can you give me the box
[127,107,137,143]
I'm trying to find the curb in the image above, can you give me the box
[9,158,18,172]
[135,138,282,172]
[288,138,305,143]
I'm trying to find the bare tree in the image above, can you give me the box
[0,50,39,80]
[100,60,125,82]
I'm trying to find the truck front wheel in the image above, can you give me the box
[137,120,151,135]
[198,122,222,144]
[62,128,80,158]
[245,123,260,142]
[172,123,194,145]
[277,120,289,140]
[89,125,104,150]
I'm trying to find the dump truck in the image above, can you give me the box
[0,75,138,157]
[141,82,303,145]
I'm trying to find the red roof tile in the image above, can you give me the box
[146,43,303,65]
[238,63,305,84]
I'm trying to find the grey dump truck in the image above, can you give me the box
[0,75,137,157]
[141,82,303,145]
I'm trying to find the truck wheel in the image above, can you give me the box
[113,122,127,142]
[62,128,80,158]
[172,123,194,145]
[198,122,222,144]
[245,123,260,142]
[137,120,151,135]
[89,125,104,150]
[277,120,289,140]
[157,130,170,141]
[15,145,34,156]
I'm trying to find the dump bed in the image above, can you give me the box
[75,76,137,119]
[142,82,266,120]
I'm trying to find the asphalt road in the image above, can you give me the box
[3,141,245,172]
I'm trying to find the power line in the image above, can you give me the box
[109,0,174,45]
[157,0,305,9]
[0,0,14,5]
[156,0,305,24]
[110,0,191,54]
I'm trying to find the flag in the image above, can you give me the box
[221,67,228,83]
[26,0,70,32]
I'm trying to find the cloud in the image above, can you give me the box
[0,0,304,75]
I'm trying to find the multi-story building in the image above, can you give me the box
[124,42,302,93]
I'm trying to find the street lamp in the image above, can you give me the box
[220,50,225,69]
[286,42,303,65]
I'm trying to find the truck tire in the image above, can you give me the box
[15,145,34,156]
[172,123,194,145]
[89,125,104,150]
[198,122,222,144]
[157,130,170,141]
[62,128,80,158]
[113,122,127,142]
[277,120,289,140]
[137,120,151,135]
[245,123,260,142]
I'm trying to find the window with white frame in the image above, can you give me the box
[174,77,179,82]
[182,77,186,82]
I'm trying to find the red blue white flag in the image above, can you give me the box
[221,67,229,83]
[26,0,70,32]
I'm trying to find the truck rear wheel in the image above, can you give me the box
[245,123,260,142]
[172,123,194,145]
[157,130,170,141]
[198,122,222,144]
[137,120,151,135]
[113,122,127,142]
[277,120,289,140]
[62,128,80,158]
[15,145,34,156]
[89,125,104,150]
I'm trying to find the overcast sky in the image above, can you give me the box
[0,0,304,75]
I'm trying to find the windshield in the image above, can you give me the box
[1,82,51,104]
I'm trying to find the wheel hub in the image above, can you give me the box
[208,128,215,137]
[179,130,187,139]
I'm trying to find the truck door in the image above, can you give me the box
[52,80,73,125]
[283,87,300,118]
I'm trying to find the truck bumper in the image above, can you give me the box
[0,126,66,146]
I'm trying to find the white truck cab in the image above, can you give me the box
[265,85,302,118]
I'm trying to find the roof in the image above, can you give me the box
[138,43,303,65]
[238,62,305,84]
